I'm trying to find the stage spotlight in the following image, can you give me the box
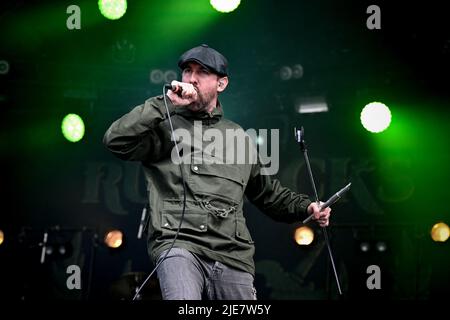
[0,60,9,75]
[150,69,164,84]
[61,113,85,142]
[150,69,177,85]
[104,230,123,248]
[0,230,4,246]
[45,246,54,256]
[58,245,66,255]
[98,0,127,20]
[294,226,314,246]
[375,241,387,252]
[210,0,241,13]
[360,102,391,133]
[431,222,449,242]
[296,96,328,114]
[279,66,292,81]
[360,241,370,252]
[164,70,178,84]
[292,64,304,79]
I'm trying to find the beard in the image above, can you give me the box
[188,88,216,112]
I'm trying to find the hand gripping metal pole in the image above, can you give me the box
[302,183,351,224]
[294,126,344,296]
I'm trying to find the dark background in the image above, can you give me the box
[1,0,449,301]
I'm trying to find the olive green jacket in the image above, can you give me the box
[103,95,311,275]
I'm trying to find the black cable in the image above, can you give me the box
[132,86,187,301]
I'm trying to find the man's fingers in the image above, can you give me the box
[314,210,330,220]
[319,221,329,227]
[168,81,198,103]
[308,202,331,224]
[167,89,197,107]
[313,204,330,227]
[182,89,197,100]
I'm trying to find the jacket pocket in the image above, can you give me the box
[235,217,254,244]
[161,199,208,233]
[189,163,246,203]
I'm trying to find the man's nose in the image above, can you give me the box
[186,72,198,84]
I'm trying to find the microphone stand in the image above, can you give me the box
[137,206,148,239]
[294,126,343,296]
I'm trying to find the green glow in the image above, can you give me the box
[210,0,241,13]
[98,0,127,20]
[132,0,217,67]
[61,114,85,142]
[361,102,392,133]
[5,1,107,50]
[372,104,450,223]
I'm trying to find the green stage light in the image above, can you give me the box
[210,0,241,13]
[360,102,392,133]
[61,114,85,142]
[98,0,127,20]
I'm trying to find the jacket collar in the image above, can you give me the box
[175,101,223,121]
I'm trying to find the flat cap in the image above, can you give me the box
[178,44,228,76]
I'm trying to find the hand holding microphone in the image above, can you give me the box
[303,183,351,225]
[165,81,198,106]
[307,202,332,227]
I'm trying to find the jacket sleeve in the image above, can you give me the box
[103,96,173,162]
[244,160,312,223]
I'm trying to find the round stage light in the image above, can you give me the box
[104,230,124,248]
[360,102,392,133]
[61,113,85,142]
[360,241,370,252]
[294,226,314,246]
[98,0,127,20]
[210,0,241,13]
[431,222,449,242]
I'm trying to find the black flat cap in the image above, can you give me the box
[178,44,228,76]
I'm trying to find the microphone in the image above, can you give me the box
[294,126,306,151]
[302,182,352,224]
[40,231,48,264]
[137,206,147,239]
[164,81,183,94]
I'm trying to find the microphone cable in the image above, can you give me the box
[132,85,187,300]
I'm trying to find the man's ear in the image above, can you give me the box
[217,76,229,93]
